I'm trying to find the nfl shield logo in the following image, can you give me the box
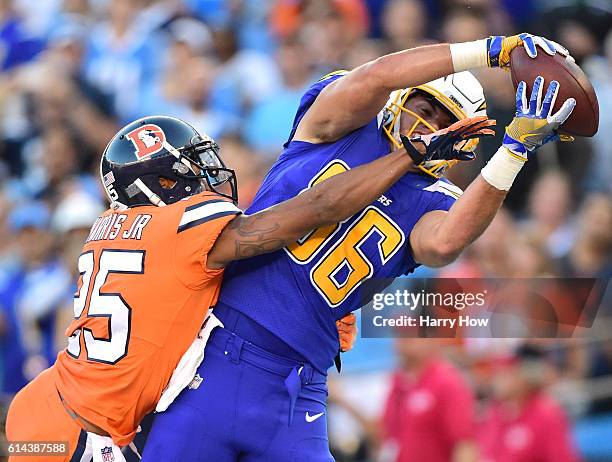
[189,373,203,390]
[101,446,115,462]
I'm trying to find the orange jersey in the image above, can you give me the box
[53,191,240,446]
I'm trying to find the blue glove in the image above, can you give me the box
[487,33,571,69]
[503,76,576,160]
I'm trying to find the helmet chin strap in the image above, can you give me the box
[133,178,167,207]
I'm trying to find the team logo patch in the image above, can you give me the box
[100,446,115,462]
[126,124,166,159]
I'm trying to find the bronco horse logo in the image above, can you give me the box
[126,124,166,159]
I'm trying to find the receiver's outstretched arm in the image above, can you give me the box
[294,34,568,144]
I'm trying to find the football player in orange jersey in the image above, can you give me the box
[5,115,493,461]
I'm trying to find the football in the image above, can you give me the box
[510,46,599,137]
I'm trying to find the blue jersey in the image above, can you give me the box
[217,73,462,372]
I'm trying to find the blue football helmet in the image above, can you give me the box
[100,116,237,208]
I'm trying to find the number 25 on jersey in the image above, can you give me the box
[67,249,144,364]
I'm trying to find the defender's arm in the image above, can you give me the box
[294,35,567,144]
[207,149,413,269]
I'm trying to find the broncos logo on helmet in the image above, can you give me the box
[381,71,487,178]
[126,124,167,159]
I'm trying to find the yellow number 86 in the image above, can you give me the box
[285,161,405,307]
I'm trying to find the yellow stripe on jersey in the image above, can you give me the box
[317,70,349,82]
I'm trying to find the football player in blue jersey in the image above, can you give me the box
[142,34,576,461]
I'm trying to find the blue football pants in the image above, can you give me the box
[141,327,334,461]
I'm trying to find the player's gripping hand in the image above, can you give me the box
[400,116,496,166]
[487,33,571,69]
[503,76,576,160]
[336,313,357,352]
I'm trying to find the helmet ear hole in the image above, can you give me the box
[158,176,177,190]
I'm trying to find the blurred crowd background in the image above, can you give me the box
[0,0,609,460]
